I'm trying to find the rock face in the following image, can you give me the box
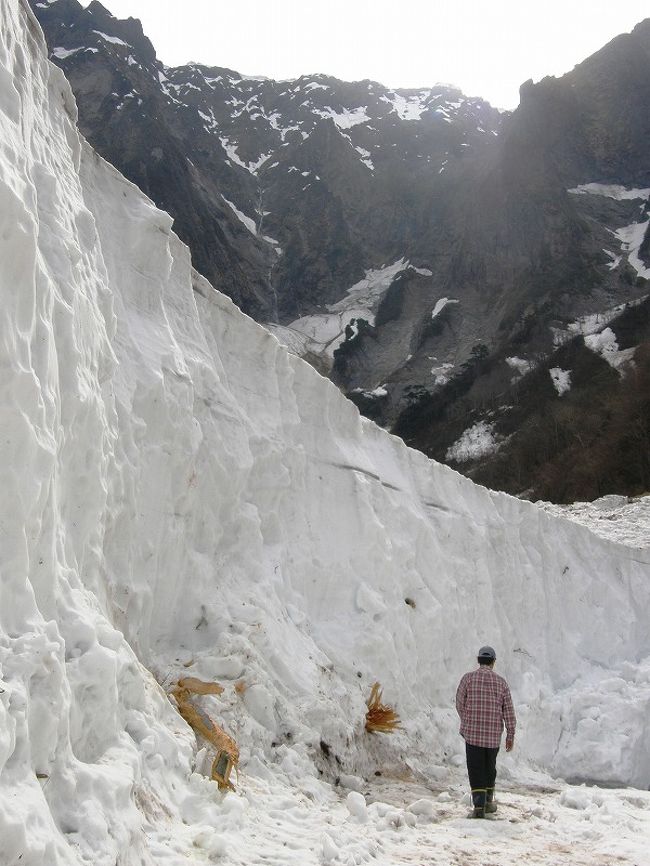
[30,0,502,325]
[30,0,650,500]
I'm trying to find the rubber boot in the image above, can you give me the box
[471,789,486,818]
[485,788,497,814]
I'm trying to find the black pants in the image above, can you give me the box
[465,742,499,807]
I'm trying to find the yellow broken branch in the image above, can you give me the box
[170,677,238,791]
[365,682,401,734]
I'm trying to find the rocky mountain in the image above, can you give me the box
[30,0,650,501]
[29,0,501,321]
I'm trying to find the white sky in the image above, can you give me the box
[81,1,650,109]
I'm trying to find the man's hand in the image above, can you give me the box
[506,738,514,752]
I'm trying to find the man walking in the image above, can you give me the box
[455,645,516,818]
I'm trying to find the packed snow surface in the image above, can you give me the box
[1,2,650,864]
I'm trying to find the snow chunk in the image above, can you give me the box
[549,367,571,395]
[446,421,501,462]
[406,798,436,819]
[346,791,368,822]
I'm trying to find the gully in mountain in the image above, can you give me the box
[455,645,517,818]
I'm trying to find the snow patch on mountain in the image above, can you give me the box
[221,195,257,234]
[506,356,534,381]
[382,92,428,121]
[91,30,131,48]
[549,367,571,395]
[551,296,648,347]
[568,183,650,201]
[313,105,370,129]
[446,421,502,462]
[354,146,374,171]
[431,297,459,319]
[615,219,650,279]
[603,247,623,270]
[219,136,271,174]
[584,328,636,371]
[267,259,416,361]
[52,45,81,59]
[569,183,650,279]
[431,362,454,385]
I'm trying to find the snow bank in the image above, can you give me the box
[1,1,650,862]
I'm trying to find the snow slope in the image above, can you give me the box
[1,2,649,864]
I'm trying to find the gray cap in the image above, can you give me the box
[478,645,496,660]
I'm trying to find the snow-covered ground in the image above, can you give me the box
[539,494,650,549]
[1,2,649,864]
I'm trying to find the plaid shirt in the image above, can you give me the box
[456,667,516,749]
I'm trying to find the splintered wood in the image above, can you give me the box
[170,677,238,790]
[173,677,224,697]
[365,682,401,733]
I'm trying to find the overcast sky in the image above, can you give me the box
[81,0,649,108]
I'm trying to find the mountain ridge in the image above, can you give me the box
[30,0,650,501]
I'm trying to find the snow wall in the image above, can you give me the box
[0,1,649,863]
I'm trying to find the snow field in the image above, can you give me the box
[1,1,650,863]
[266,258,424,363]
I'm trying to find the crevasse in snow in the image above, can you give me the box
[1,2,650,863]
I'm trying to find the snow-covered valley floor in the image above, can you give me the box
[143,770,650,866]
